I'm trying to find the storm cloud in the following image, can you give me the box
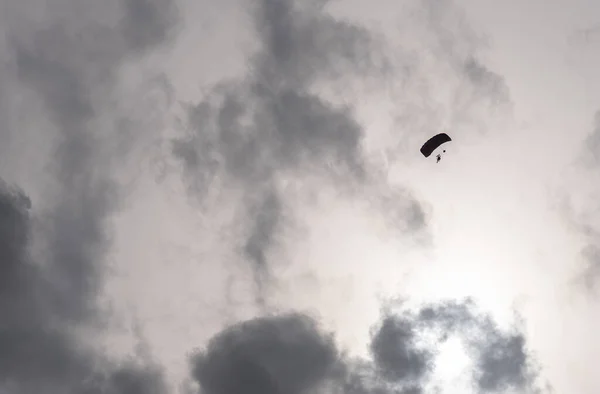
[190,299,544,394]
[0,0,178,392]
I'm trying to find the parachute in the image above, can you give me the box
[420,133,452,159]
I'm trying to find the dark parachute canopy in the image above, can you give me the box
[420,133,452,158]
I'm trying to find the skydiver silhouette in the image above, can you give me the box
[436,150,446,163]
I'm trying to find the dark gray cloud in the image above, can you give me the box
[83,364,169,394]
[471,326,530,392]
[370,315,433,384]
[251,0,384,91]
[243,190,283,307]
[121,0,180,52]
[0,181,168,394]
[172,0,389,187]
[191,313,341,394]
[0,0,179,391]
[172,0,426,308]
[190,300,545,394]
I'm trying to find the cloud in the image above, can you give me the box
[580,244,600,291]
[171,0,429,309]
[190,299,544,394]
[0,0,179,392]
[563,110,600,292]
[243,190,283,307]
[581,110,600,166]
[370,314,433,384]
[462,57,511,107]
[0,181,167,394]
[472,327,530,392]
[84,363,169,394]
[190,313,340,394]
[121,0,179,52]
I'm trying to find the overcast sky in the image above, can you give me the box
[1,0,599,393]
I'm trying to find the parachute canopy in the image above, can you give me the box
[420,133,452,157]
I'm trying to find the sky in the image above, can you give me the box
[0,0,599,393]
